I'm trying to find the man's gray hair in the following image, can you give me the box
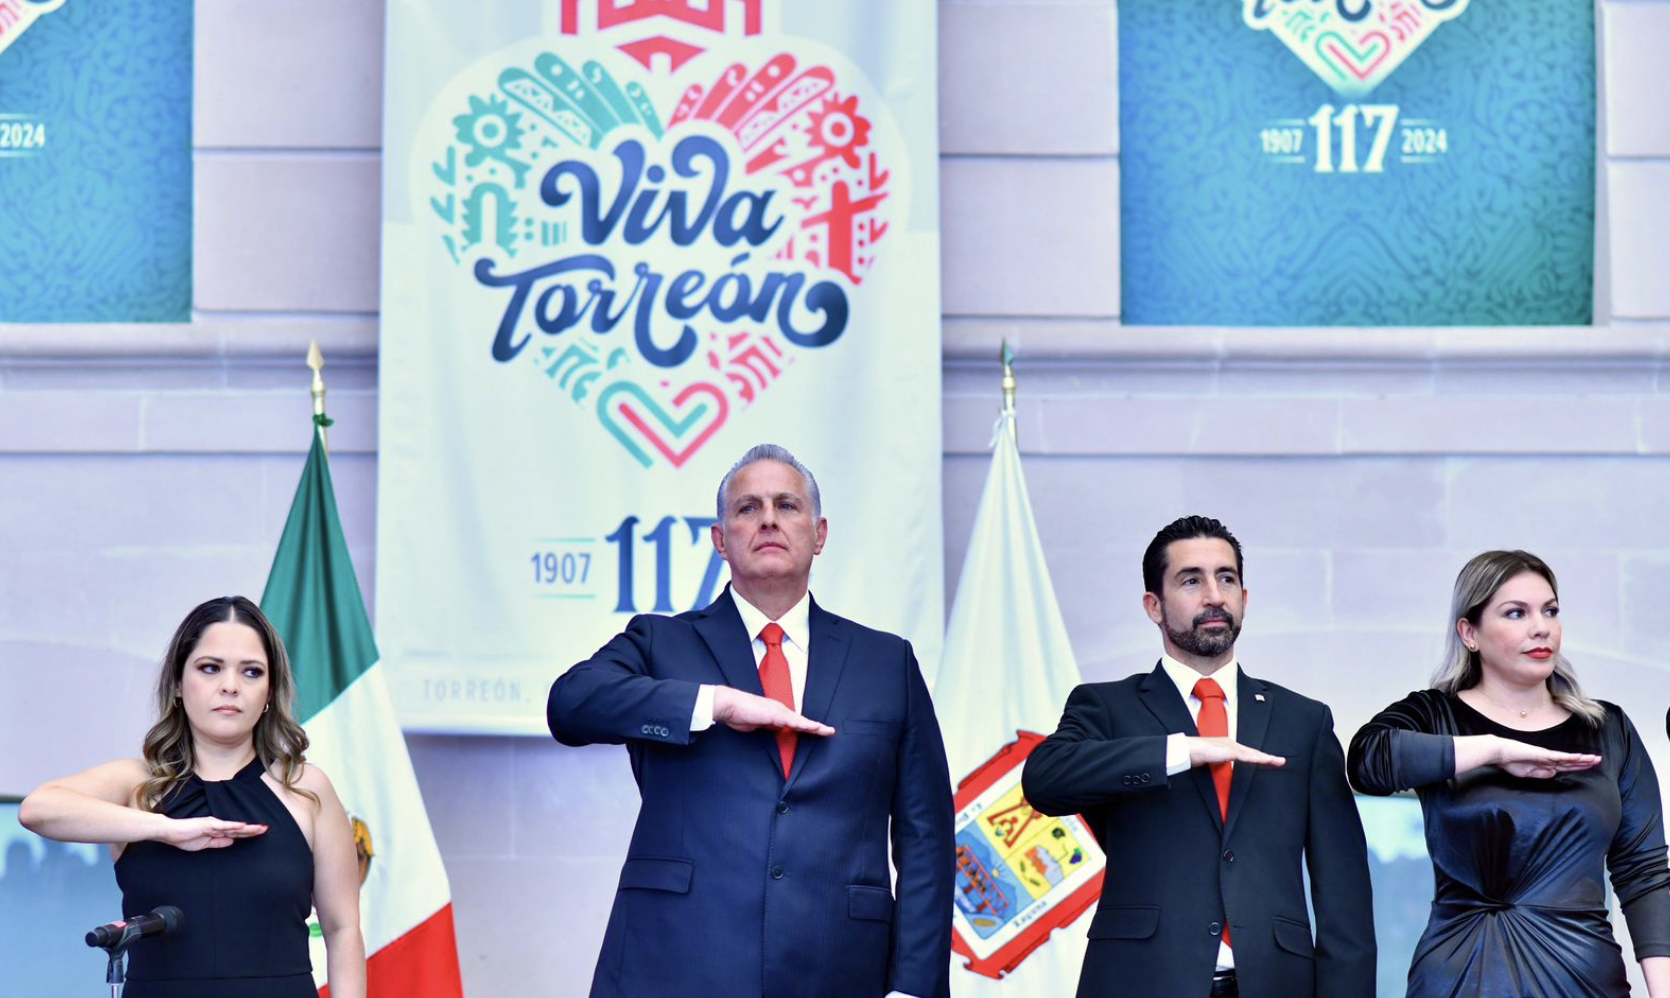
[715,444,822,520]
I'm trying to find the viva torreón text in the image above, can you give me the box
[476,134,850,368]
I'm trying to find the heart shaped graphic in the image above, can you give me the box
[434,47,897,469]
[1317,30,1390,83]
[597,381,730,469]
[1242,0,1472,98]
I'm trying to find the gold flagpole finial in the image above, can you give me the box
[1000,338,1017,415]
[307,340,329,453]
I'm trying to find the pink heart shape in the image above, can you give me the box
[617,382,731,468]
[1318,30,1391,82]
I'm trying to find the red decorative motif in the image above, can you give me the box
[561,0,765,71]
[672,58,891,286]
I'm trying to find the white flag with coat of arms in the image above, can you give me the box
[934,400,1102,994]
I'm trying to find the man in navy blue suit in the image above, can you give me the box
[549,444,954,998]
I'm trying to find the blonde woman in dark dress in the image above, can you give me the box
[1350,551,1670,998]
[20,596,365,998]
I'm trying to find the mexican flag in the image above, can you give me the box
[262,422,466,997]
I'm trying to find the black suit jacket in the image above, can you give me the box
[1021,664,1375,998]
[548,588,955,998]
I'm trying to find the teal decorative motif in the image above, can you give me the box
[461,183,518,256]
[453,94,530,187]
[0,0,192,321]
[1121,0,1595,326]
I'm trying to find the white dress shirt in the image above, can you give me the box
[1158,654,1240,972]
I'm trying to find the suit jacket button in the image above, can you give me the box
[777,801,790,814]
[1140,773,1151,783]
[1223,850,1235,863]
[1209,922,1222,936]
[771,867,785,880]
[1122,776,1132,786]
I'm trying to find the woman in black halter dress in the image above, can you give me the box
[1350,552,1670,998]
[20,597,365,998]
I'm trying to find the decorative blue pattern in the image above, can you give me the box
[0,0,192,322]
[1120,0,1594,326]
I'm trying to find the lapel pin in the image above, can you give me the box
[1255,693,1266,702]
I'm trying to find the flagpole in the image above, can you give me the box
[1000,338,1016,417]
[307,339,329,454]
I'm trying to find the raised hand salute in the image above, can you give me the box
[1450,732,1601,780]
[21,756,270,855]
[710,685,837,736]
[1184,735,1286,770]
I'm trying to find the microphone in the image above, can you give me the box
[86,906,184,949]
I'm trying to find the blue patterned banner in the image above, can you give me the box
[1120,0,1595,326]
[0,0,192,322]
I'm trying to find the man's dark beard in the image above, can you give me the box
[1166,608,1241,658]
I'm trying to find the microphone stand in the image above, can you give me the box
[101,947,126,998]
[88,919,162,997]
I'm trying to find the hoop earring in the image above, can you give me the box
[262,703,270,714]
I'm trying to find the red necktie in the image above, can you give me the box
[759,623,797,778]
[1193,676,1232,947]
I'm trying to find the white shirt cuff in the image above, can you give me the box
[887,992,923,998]
[1165,732,1192,776]
[690,684,717,732]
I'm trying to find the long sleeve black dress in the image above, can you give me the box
[1349,690,1670,998]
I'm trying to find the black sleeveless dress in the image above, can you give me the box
[114,758,316,998]
[1349,691,1670,998]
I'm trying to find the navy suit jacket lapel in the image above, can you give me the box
[693,588,764,696]
[1136,663,1223,832]
[1223,669,1272,843]
[791,597,850,785]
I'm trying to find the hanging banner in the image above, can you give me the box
[1119,0,1596,326]
[0,0,192,321]
[378,0,943,733]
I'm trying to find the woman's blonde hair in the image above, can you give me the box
[137,596,315,810]
[1431,550,1605,726]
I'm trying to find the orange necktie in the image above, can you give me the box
[1193,676,1232,947]
[759,623,797,778]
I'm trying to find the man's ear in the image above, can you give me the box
[1142,591,1163,625]
[813,517,827,555]
[711,522,728,561]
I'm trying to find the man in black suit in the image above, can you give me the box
[1022,515,1374,998]
[548,444,954,998]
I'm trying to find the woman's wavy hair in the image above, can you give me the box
[136,596,314,810]
[1431,550,1605,727]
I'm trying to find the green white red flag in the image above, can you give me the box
[262,423,465,998]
